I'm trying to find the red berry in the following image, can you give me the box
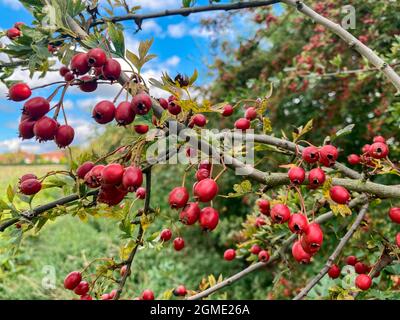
[77,162,95,179]
[373,136,386,143]
[70,53,90,75]
[122,166,143,192]
[79,76,97,92]
[224,249,236,261]
[179,202,201,225]
[328,264,341,279]
[270,204,291,224]
[355,262,368,274]
[64,72,75,82]
[300,223,323,254]
[141,289,155,300]
[87,48,107,67]
[255,216,266,227]
[198,160,212,172]
[193,178,218,202]
[302,146,320,164]
[199,207,219,231]
[48,44,57,53]
[190,114,207,127]
[33,116,58,141]
[173,285,187,297]
[59,66,70,77]
[160,229,172,242]
[84,165,105,188]
[20,174,37,183]
[169,187,189,209]
[92,100,116,124]
[134,124,149,134]
[173,237,185,251]
[64,271,82,290]
[319,145,338,167]
[346,256,358,266]
[288,213,308,234]
[329,186,350,204]
[257,199,270,215]
[136,187,146,199]
[288,166,305,184]
[168,101,182,115]
[14,22,25,30]
[362,144,371,154]
[368,142,389,159]
[250,244,262,255]
[347,154,361,165]
[355,274,372,291]
[159,98,168,109]
[132,93,152,115]
[19,119,36,140]
[7,27,21,39]
[102,58,121,80]
[101,293,111,300]
[234,118,251,130]
[292,240,312,264]
[102,163,124,185]
[23,97,50,119]
[395,233,400,248]
[389,207,400,224]
[8,83,31,101]
[195,169,210,181]
[222,104,234,117]
[80,294,93,300]
[74,281,89,296]
[55,125,75,148]
[98,185,127,206]
[245,107,257,120]
[115,101,135,126]
[258,250,270,262]
[308,168,325,189]
[19,178,42,195]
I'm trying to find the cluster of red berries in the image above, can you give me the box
[347,135,390,166]
[224,244,270,263]
[77,162,144,206]
[64,271,92,300]
[6,22,24,40]
[18,174,42,196]
[234,106,257,131]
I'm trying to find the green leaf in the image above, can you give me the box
[7,185,15,203]
[334,124,355,139]
[107,22,125,57]
[138,38,154,60]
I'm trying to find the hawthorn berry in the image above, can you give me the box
[84,165,105,188]
[173,285,187,297]
[20,173,37,183]
[64,271,82,290]
[355,274,372,291]
[270,204,291,224]
[134,124,149,134]
[168,186,189,209]
[258,250,270,262]
[80,294,93,300]
[168,101,182,115]
[302,146,319,164]
[288,166,306,185]
[362,144,371,154]
[198,160,212,172]
[87,48,107,67]
[199,207,219,231]
[173,237,185,251]
[14,22,25,30]
[396,233,400,248]
[347,154,361,165]
[301,222,323,254]
[368,142,389,159]
[64,72,75,82]
[115,101,135,126]
[23,97,50,119]
[355,262,368,274]
[319,145,338,167]
[389,207,400,224]
[328,264,341,279]
[120,265,128,277]
[7,27,21,39]
[160,229,172,242]
[179,202,201,225]
[159,98,168,109]
[292,240,312,264]
[8,83,31,101]
[373,136,386,143]
[234,118,251,131]
[141,289,155,300]
[250,244,262,255]
[34,117,58,142]
[102,163,124,185]
[55,125,75,148]
[346,256,358,266]
[224,249,236,261]
[195,168,210,181]
[257,199,270,215]
[222,104,234,117]
[255,216,266,227]
[98,185,127,206]
[136,187,146,199]
[132,93,152,115]
[19,119,36,140]
[79,76,98,92]
[70,53,90,75]
[193,178,219,202]
[288,213,308,234]
[102,58,121,80]
[308,168,325,189]
[77,162,95,179]
[190,114,207,127]
[74,281,89,296]
[245,107,257,120]
[59,66,70,77]
[122,166,143,192]
[329,186,350,204]
[19,178,42,195]
[92,100,116,124]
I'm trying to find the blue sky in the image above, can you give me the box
[0,0,282,154]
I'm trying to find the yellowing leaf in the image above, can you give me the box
[263,117,272,134]
[208,274,216,287]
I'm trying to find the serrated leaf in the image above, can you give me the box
[107,22,125,57]
[138,38,154,59]
[335,124,355,138]
[7,185,15,203]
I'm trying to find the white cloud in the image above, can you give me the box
[1,0,23,10]
[165,55,180,67]
[126,0,180,10]
[167,23,186,38]
[141,19,162,35]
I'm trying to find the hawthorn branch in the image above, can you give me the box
[282,0,400,93]
[293,201,369,300]
[90,0,279,28]
[187,196,368,300]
